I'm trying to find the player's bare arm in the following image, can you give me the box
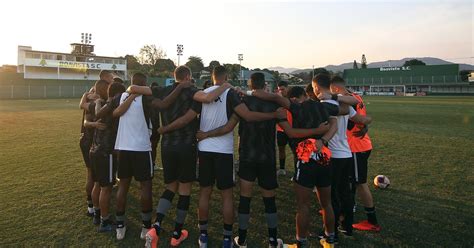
[196,113,240,141]
[351,113,372,125]
[276,108,330,138]
[83,119,106,130]
[152,81,192,109]
[338,103,350,115]
[158,109,198,134]
[79,92,98,110]
[112,94,138,118]
[251,89,291,109]
[193,82,232,103]
[317,92,359,105]
[233,103,278,122]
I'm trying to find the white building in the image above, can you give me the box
[17,44,127,80]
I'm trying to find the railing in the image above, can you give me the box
[0,85,92,99]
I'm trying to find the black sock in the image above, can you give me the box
[263,197,278,246]
[238,196,251,245]
[173,195,190,239]
[116,211,125,227]
[87,195,93,208]
[142,210,152,229]
[223,223,233,240]
[238,229,247,245]
[94,208,100,218]
[199,220,208,235]
[365,206,378,225]
[173,222,184,239]
[279,159,285,170]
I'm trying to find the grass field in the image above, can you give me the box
[0,96,473,247]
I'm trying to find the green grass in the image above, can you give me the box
[0,96,473,247]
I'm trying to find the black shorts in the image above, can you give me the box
[116,150,154,182]
[79,135,92,168]
[198,151,234,190]
[351,150,371,184]
[161,145,197,184]
[90,152,117,187]
[293,159,332,188]
[238,160,278,190]
[277,131,289,147]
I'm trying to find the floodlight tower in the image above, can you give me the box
[238,53,243,86]
[177,44,184,66]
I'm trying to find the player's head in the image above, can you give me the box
[312,73,331,95]
[330,75,347,94]
[203,80,212,89]
[212,65,227,84]
[288,86,307,103]
[174,65,192,82]
[249,72,265,90]
[113,77,124,84]
[305,83,317,101]
[131,72,147,86]
[277,81,289,97]
[94,80,109,99]
[108,82,126,98]
[99,70,114,84]
[150,82,159,87]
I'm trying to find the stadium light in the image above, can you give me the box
[238,54,243,86]
[81,33,92,45]
[177,44,184,66]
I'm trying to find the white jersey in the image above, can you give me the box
[198,86,233,154]
[329,105,357,158]
[114,93,152,151]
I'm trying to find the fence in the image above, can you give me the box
[345,75,462,86]
[0,85,94,99]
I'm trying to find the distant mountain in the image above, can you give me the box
[288,57,474,74]
[268,66,300,74]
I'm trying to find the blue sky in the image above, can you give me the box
[1,0,472,68]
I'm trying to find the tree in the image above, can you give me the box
[361,54,367,69]
[353,60,359,69]
[208,60,221,72]
[403,59,426,67]
[124,55,141,71]
[137,44,166,65]
[185,56,205,77]
[155,59,176,73]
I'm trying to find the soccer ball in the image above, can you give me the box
[374,175,390,189]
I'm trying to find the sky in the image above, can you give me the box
[1,0,472,69]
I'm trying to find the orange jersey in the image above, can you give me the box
[276,110,293,132]
[347,94,372,152]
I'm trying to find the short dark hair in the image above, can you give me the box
[305,83,313,94]
[312,73,331,89]
[108,82,126,97]
[174,66,191,81]
[113,77,124,84]
[288,86,305,99]
[203,80,212,89]
[99,70,112,79]
[250,72,265,89]
[277,81,289,87]
[132,72,147,86]
[150,82,159,87]
[212,65,227,79]
[94,79,109,97]
[331,75,345,85]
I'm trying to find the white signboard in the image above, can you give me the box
[24,58,126,71]
[379,66,411,72]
